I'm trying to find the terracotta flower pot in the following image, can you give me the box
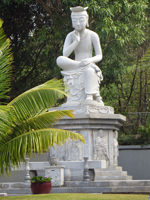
[31,181,52,194]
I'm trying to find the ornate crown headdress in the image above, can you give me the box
[70,6,88,12]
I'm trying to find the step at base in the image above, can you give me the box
[95,171,127,176]
[95,176,133,181]
[95,166,132,181]
[51,186,150,194]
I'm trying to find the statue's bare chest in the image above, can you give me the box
[72,31,93,60]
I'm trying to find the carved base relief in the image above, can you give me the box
[93,130,109,161]
[50,109,124,168]
[51,105,114,115]
[49,137,83,161]
[49,129,118,167]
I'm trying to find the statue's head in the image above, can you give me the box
[99,129,104,137]
[70,6,89,32]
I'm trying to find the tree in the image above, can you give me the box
[0,20,84,175]
[99,0,150,144]
[101,47,150,145]
[0,2,59,100]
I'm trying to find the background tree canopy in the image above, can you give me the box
[0,0,150,145]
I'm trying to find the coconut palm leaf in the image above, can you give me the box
[0,128,84,174]
[0,78,85,175]
[11,110,74,135]
[0,19,12,102]
[8,79,67,123]
[0,106,16,136]
[0,105,12,112]
[6,79,73,133]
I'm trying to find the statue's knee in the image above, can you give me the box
[56,56,63,67]
[84,67,95,75]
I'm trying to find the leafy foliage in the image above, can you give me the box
[31,176,52,183]
[118,124,150,145]
[102,47,150,145]
[137,125,150,145]
[0,19,12,102]
[0,79,85,175]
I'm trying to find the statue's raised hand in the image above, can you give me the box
[74,30,80,43]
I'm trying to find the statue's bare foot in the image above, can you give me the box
[96,96,103,103]
[86,94,93,100]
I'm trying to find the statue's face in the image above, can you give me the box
[71,14,87,32]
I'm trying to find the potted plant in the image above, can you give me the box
[31,176,52,194]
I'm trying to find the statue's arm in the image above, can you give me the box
[80,32,102,67]
[92,32,102,62]
[63,31,80,57]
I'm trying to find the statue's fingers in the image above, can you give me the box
[79,63,83,67]
[81,63,85,67]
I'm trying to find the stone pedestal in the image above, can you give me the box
[45,166,64,187]
[49,105,125,181]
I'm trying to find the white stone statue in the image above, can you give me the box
[56,6,103,106]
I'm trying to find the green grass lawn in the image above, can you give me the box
[0,194,148,200]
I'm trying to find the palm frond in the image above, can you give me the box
[0,128,85,174]
[0,19,12,101]
[8,79,67,122]
[7,109,74,137]
[0,38,85,176]
[0,105,12,112]
[0,106,15,136]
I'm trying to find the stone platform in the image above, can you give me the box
[51,109,126,170]
[1,180,150,196]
